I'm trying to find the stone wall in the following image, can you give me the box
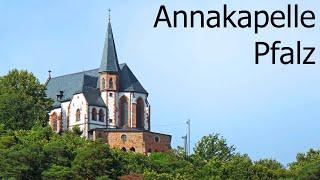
[92,130,171,154]
[143,132,171,153]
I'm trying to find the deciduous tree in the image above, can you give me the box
[0,69,52,130]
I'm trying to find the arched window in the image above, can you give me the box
[154,136,160,143]
[91,108,97,121]
[120,96,129,127]
[50,112,58,131]
[121,134,127,142]
[101,78,106,90]
[136,98,144,129]
[121,147,127,152]
[130,147,136,152]
[99,109,105,122]
[109,78,113,89]
[76,109,80,121]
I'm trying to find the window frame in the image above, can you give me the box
[99,109,105,122]
[109,78,113,89]
[76,109,81,122]
[91,108,97,121]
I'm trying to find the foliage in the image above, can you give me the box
[41,165,74,180]
[0,69,52,130]
[71,125,83,136]
[72,142,124,179]
[0,126,123,179]
[289,149,320,179]
[252,159,289,179]
[193,133,236,161]
[0,126,319,179]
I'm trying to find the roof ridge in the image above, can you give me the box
[50,63,127,80]
[50,68,99,79]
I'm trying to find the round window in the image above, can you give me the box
[154,136,160,143]
[121,134,127,142]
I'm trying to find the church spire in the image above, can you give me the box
[99,12,120,74]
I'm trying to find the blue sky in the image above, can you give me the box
[0,0,319,165]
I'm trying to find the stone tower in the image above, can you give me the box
[99,21,120,128]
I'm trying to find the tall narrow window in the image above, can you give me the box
[120,96,129,127]
[109,78,113,89]
[102,78,106,90]
[136,98,144,129]
[99,109,105,122]
[50,112,58,131]
[76,109,80,121]
[92,108,97,121]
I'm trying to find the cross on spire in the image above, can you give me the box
[108,9,111,22]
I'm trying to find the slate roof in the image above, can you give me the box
[45,64,148,108]
[99,22,120,73]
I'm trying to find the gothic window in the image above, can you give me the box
[120,96,129,127]
[130,147,135,152]
[136,97,144,129]
[109,78,113,89]
[102,78,106,90]
[121,147,127,152]
[92,108,97,121]
[50,112,58,131]
[76,109,80,121]
[99,109,105,122]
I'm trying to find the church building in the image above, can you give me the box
[45,19,171,154]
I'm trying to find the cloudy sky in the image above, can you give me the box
[0,0,319,164]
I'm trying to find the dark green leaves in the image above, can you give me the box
[0,69,52,130]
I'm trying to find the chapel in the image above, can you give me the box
[45,19,171,154]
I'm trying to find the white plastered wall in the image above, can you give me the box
[69,93,88,137]
[101,91,116,127]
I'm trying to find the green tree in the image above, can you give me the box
[42,165,74,180]
[289,149,320,180]
[71,125,83,136]
[43,139,72,167]
[122,150,150,174]
[149,152,193,172]
[0,69,52,130]
[0,126,53,179]
[221,154,253,179]
[193,133,236,161]
[252,159,288,179]
[72,141,124,179]
[197,154,253,179]
[143,170,176,180]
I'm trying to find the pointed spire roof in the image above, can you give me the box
[99,21,120,73]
